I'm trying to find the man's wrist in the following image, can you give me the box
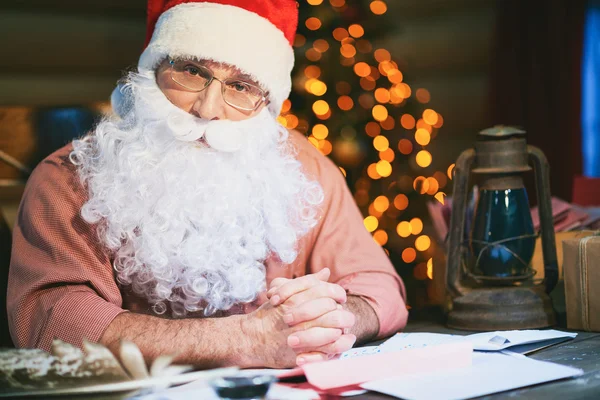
[235,312,262,368]
[345,295,380,343]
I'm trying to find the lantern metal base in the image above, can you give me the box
[447,286,556,331]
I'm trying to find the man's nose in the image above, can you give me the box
[193,80,226,120]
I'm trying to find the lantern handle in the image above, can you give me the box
[446,148,475,297]
[528,145,558,293]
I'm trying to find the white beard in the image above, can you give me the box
[70,69,324,316]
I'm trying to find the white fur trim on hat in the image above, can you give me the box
[138,2,294,116]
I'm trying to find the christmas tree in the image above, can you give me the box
[279,0,453,306]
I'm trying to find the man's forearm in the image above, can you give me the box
[99,312,252,368]
[345,295,379,343]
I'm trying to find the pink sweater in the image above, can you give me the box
[8,131,408,351]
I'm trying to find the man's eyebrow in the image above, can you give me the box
[233,72,258,83]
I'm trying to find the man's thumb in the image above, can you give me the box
[317,268,331,281]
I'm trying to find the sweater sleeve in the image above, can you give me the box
[7,146,126,351]
[306,153,408,338]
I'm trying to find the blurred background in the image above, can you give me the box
[0,0,598,309]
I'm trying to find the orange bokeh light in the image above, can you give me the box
[394,194,409,210]
[305,17,322,30]
[398,139,413,155]
[402,247,417,263]
[400,114,416,130]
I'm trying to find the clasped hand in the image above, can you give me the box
[246,268,356,368]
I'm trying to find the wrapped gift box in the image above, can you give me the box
[563,234,600,332]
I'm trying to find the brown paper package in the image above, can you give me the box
[563,235,600,332]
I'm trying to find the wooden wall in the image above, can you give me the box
[0,0,496,229]
[0,1,146,228]
[380,0,496,171]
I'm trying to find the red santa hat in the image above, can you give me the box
[116,0,298,116]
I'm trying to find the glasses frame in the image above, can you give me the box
[168,59,267,112]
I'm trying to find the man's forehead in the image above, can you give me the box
[188,58,255,80]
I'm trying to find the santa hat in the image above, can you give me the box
[114,0,298,116]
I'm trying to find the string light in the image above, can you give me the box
[305,17,322,30]
[393,194,409,210]
[416,88,431,103]
[397,221,411,237]
[427,258,433,279]
[337,95,354,111]
[372,105,388,121]
[294,1,444,299]
[312,124,329,139]
[447,163,455,179]
[414,129,431,146]
[416,150,432,168]
[373,229,388,246]
[422,109,439,125]
[373,135,389,151]
[415,235,431,251]
[398,139,413,155]
[374,48,391,62]
[400,114,416,129]
[402,247,417,263]
[348,24,365,38]
[410,218,423,235]
[364,216,378,232]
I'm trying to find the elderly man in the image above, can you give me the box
[8,0,407,368]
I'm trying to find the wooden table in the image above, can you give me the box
[349,308,600,400]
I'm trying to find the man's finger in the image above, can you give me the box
[295,352,328,366]
[312,334,357,355]
[294,334,357,364]
[291,309,355,330]
[266,277,290,297]
[287,327,342,349]
[270,268,330,306]
[283,282,347,310]
[282,297,338,325]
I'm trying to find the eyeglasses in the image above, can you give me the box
[169,59,267,112]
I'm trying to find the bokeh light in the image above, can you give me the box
[376,160,392,177]
[372,105,388,121]
[348,24,365,38]
[305,17,322,30]
[416,150,432,168]
[364,216,378,232]
[373,195,390,212]
[394,194,409,210]
[414,129,431,146]
[396,221,411,237]
[398,139,413,155]
[373,135,389,151]
[373,229,388,246]
[312,100,330,116]
[410,218,423,235]
[415,235,431,251]
[312,124,329,140]
[402,247,417,263]
[400,114,416,130]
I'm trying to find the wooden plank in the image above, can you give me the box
[0,11,144,74]
[386,0,495,19]
[0,0,146,16]
[0,75,117,106]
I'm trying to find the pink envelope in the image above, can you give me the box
[299,341,473,390]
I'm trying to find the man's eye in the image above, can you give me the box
[229,82,248,92]
[229,82,250,92]
[183,65,200,75]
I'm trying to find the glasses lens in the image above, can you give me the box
[171,61,212,91]
[222,80,264,110]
